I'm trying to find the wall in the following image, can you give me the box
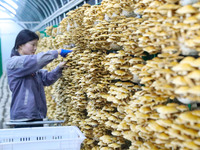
[0,20,23,71]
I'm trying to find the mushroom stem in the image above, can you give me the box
[186,13,191,18]
[167,10,172,18]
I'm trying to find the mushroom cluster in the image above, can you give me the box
[36,0,200,149]
[172,56,200,103]
[139,54,181,98]
[124,92,191,150]
[101,0,136,21]
[104,50,133,81]
[45,26,53,36]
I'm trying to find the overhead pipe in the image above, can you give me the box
[50,0,58,12]
[43,0,54,15]
[36,0,51,17]
[32,0,85,31]
[13,0,42,21]
[29,0,47,18]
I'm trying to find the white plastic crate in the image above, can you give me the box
[0,126,86,150]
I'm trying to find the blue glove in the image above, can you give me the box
[60,49,73,57]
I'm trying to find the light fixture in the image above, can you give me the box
[0,5,6,11]
[0,1,16,15]
[0,6,14,18]
[4,0,18,9]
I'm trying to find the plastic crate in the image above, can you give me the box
[0,126,86,150]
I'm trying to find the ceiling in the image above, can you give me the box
[0,0,102,31]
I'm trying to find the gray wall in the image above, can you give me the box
[0,20,23,71]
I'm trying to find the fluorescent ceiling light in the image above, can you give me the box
[0,5,6,11]
[4,0,18,9]
[0,1,16,14]
[0,9,13,18]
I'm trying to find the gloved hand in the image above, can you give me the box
[60,49,73,57]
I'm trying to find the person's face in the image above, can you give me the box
[18,39,38,55]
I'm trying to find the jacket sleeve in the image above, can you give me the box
[7,50,58,78]
[39,66,63,86]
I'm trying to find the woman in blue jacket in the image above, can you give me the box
[6,29,71,127]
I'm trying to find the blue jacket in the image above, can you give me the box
[7,50,62,120]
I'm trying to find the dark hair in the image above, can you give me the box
[11,29,39,57]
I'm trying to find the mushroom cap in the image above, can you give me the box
[172,76,187,86]
[110,58,126,64]
[114,70,127,76]
[191,58,200,67]
[157,105,179,114]
[143,46,156,52]
[177,105,189,111]
[115,87,129,93]
[195,13,200,19]
[75,91,84,95]
[180,56,195,64]
[134,8,145,14]
[158,4,180,10]
[156,119,173,127]
[185,39,197,47]
[163,22,173,27]
[149,1,163,8]
[132,64,145,69]
[115,81,134,87]
[159,84,173,90]
[82,3,91,7]
[191,23,200,30]
[184,16,198,24]
[183,141,200,149]
[166,16,180,22]
[175,86,189,94]
[141,0,153,3]
[194,138,200,145]
[140,77,154,84]
[182,127,199,137]
[108,143,121,148]
[179,112,200,123]
[166,0,179,3]
[158,68,174,74]
[113,3,121,8]
[171,124,185,130]
[156,132,170,140]
[172,63,194,72]
[116,92,129,99]
[193,36,200,43]
[176,5,197,14]
[148,120,165,132]
[139,106,151,113]
[111,130,121,136]
[129,58,144,64]
[191,110,200,117]
[187,70,200,80]
[174,23,190,29]
[135,111,149,119]
[162,46,178,53]
[193,2,200,8]
[143,7,153,13]
[167,103,179,107]
[107,95,118,102]
[188,86,200,95]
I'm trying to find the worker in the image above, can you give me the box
[6,29,72,127]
